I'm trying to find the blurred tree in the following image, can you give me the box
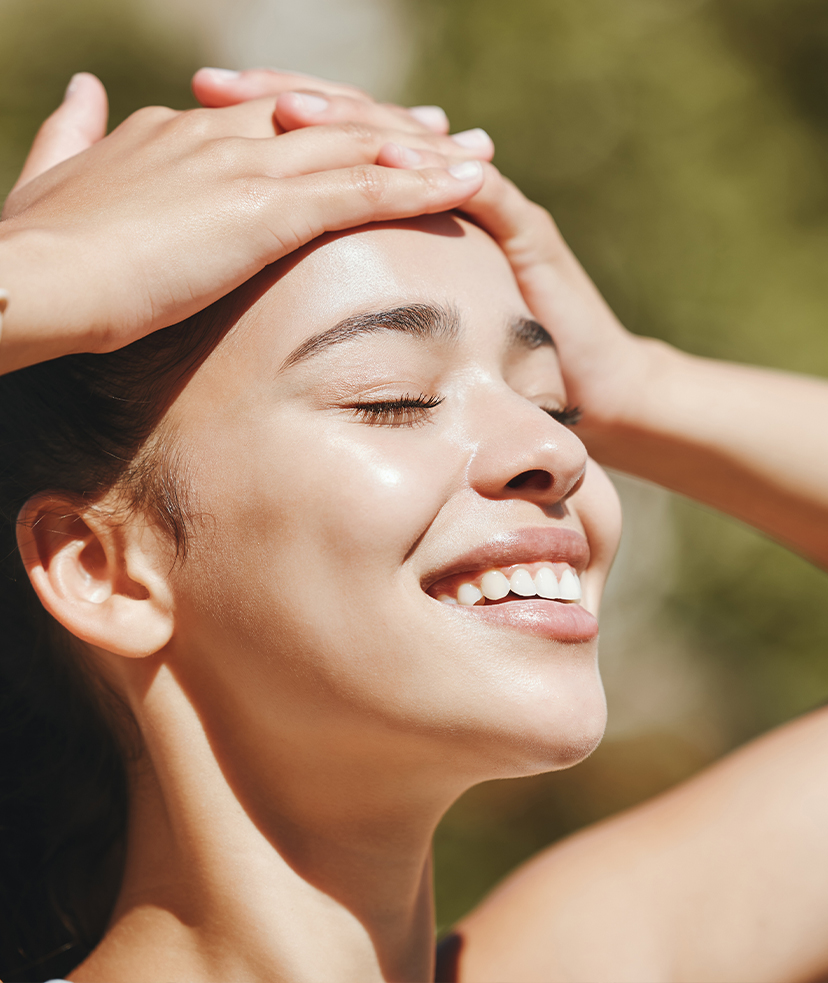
[0,0,204,199]
[402,0,828,927]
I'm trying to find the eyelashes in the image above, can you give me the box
[349,393,445,428]
[542,404,582,427]
[349,394,582,429]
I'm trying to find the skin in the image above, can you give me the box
[20,215,621,982]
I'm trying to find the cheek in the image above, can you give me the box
[186,415,458,598]
[576,460,623,613]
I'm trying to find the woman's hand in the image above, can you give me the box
[0,74,489,374]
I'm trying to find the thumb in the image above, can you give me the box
[11,72,109,193]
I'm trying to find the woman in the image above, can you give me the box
[3,71,828,983]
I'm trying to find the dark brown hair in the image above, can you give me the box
[0,305,229,982]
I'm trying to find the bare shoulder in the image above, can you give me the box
[454,707,828,983]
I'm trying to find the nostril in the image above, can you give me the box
[507,469,553,492]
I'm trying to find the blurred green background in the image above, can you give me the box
[2,0,827,936]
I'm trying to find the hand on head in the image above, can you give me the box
[1,63,649,447]
[0,71,489,374]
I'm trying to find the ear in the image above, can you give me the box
[16,494,174,658]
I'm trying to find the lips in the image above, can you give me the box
[421,527,598,643]
[422,527,590,591]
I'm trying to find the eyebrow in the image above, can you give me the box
[279,302,554,370]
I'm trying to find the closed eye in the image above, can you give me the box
[349,393,445,428]
[542,404,582,427]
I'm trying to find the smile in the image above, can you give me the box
[428,561,582,606]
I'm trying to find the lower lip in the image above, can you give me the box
[448,599,598,643]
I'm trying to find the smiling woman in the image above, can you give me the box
[0,212,619,983]
[5,68,828,983]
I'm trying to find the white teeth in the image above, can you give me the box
[480,569,511,600]
[457,582,483,606]
[534,566,559,599]
[443,565,582,605]
[509,568,536,597]
[558,568,582,601]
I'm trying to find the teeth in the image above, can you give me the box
[509,568,536,596]
[534,566,559,599]
[457,582,484,606]
[558,568,582,601]
[480,569,510,600]
[441,565,582,605]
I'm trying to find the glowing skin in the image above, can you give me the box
[170,215,621,780]
[69,215,622,983]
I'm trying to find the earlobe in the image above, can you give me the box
[16,494,174,659]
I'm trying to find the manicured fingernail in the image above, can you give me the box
[408,105,449,131]
[64,73,83,100]
[202,67,242,82]
[292,92,329,114]
[394,144,423,166]
[448,160,483,182]
[451,128,493,150]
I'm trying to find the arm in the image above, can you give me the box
[0,73,489,375]
[456,706,828,983]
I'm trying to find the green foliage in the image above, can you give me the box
[0,0,204,199]
[403,0,828,925]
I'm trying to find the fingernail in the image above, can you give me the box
[394,144,423,167]
[202,67,242,82]
[408,105,449,131]
[448,160,483,182]
[451,128,493,150]
[64,73,83,101]
[292,92,329,114]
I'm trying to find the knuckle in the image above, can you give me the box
[200,136,247,173]
[128,105,178,129]
[168,106,215,141]
[352,164,388,204]
[416,167,445,197]
[338,120,376,145]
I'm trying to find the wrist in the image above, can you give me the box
[578,335,688,464]
[0,224,96,374]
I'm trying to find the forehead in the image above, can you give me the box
[223,214,535,364]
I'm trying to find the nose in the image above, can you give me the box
[466,389,588,507]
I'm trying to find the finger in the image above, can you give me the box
[241,123,486,182]
[407,106,450,134]
[276,89,434,138]
[275,92,495,159]
[458,164,568,267]
[457,166,604,333]
[377,142,458,171]
[12,73,108,193]
[193,66,371,108]
[193,65,452,137]
[259,160,485,257]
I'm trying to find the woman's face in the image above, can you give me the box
[164,216,621,784]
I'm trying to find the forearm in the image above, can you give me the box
[585,338,828,568]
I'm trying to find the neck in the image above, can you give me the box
[70,663,450,983]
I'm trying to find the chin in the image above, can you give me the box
[462,665,608,782]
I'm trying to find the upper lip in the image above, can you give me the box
[421,527,590,592]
